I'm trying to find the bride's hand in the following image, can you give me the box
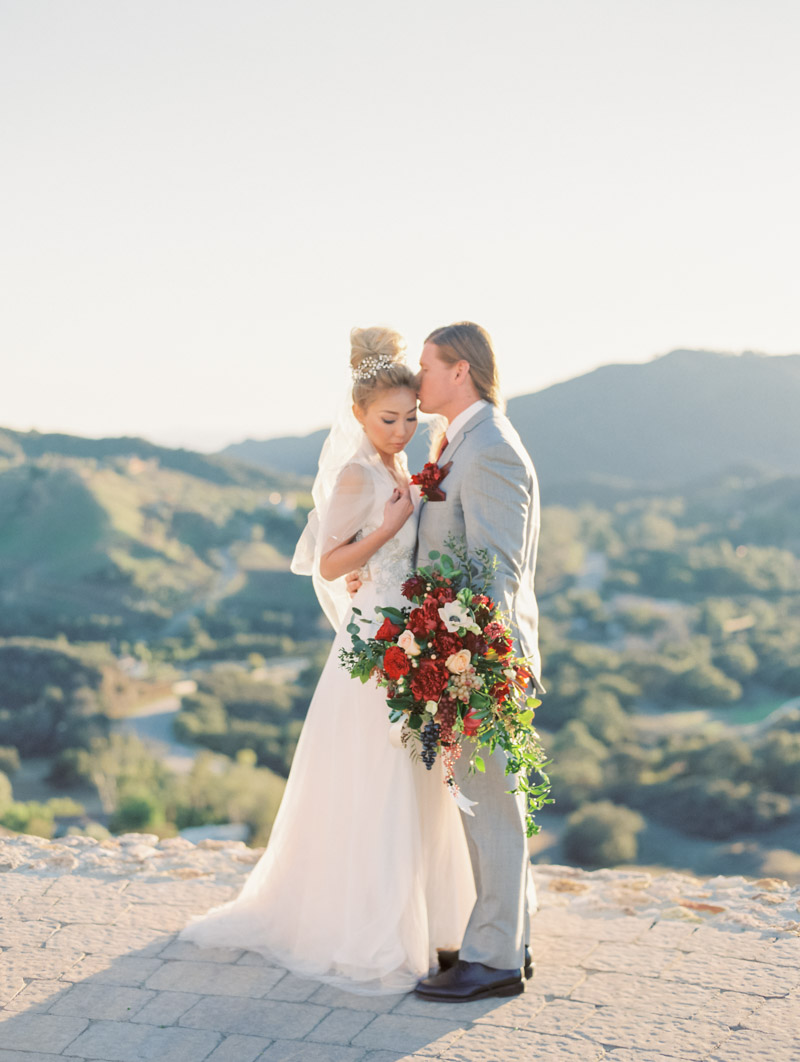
[381,487,414,536]
[345,570,362,597]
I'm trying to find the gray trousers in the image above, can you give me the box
[453,742,533,969]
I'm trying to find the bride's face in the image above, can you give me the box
[355,386,418,458]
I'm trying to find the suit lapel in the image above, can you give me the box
[441,404,496,465]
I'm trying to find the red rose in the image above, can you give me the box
[401,575,427,601]
[410,659,449,701]
[492,635,513,657]
[462,708,481,737]
[471,596,493,626]
[434,631,462,658]
[432,586,456,604]
[375,617,402,641]
[463,631,487,656]
[410,461,452,502]
[383,645,411,680]
[407,599,440,638]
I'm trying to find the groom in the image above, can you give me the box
[412,321,544,1003]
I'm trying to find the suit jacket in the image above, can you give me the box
[416,404,545,694]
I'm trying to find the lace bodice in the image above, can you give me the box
[356,513,417,602]
[294,434,419,631]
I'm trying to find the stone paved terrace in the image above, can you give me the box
[1,834,799,1062]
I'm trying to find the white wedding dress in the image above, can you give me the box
[180,436,475,994]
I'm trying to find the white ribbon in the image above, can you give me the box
[452,789,478,816]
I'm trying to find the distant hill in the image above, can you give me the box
[221,429,331,479]
[0,428,303,490]
[0,428,307,642]
[220,427,433,478]
[508,349,800,489]
[219,350,800,490]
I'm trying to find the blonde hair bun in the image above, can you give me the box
[349,326,406,373]
[349,326,415,408]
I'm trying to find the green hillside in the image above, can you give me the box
[0,431,311,643]
[3,394,800,877]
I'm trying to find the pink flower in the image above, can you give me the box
[397,630,421,657]
[445,649,472,674]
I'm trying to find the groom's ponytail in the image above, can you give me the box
[424,322,503,410]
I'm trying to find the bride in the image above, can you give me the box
[180,327,475,994]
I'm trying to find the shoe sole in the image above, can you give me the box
[438,953,534,981]
[415,980,525,1002]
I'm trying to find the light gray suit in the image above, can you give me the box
[416,403,543,970]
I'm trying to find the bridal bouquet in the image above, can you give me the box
[339,539,551,836]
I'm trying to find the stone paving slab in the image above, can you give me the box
[258,1044,362,1061]
[61,1019,221,1061]
[205,1034,273,1062]
[1,834,800,1061]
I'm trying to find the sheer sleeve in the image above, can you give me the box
[318,462,376,556]
[291,459,377,631]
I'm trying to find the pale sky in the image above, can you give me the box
[1,0,798,451]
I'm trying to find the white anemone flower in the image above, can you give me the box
[438,602,481,635]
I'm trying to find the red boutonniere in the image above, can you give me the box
[411,460,452,502]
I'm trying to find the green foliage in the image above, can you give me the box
[602,743,657,803]
[65,733,175,815]
[109,793,166,833]
[713,642,759,681]
[4,430,800,866]
[0,640,112,755]
[564,802,645,867]
[669,660,742,706]
[615,605,667,637]
[0,771,12,810]
[0,437,307,642]
[645,778,791,839]
[753,731,800,795]
[0,796,84,839]
[173,750,286,845]
[174,668,305,777]
[571,691,629,745]
[547,755,605,812]
[536,507,586,593]
[0,747,20,776]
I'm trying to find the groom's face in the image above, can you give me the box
[417,343,458,415]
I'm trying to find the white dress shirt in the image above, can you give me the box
[445,399,489,444]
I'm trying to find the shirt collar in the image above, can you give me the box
[446,399,488,443]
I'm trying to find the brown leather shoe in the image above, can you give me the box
[437,946,534,980]
[416,960,524,1002]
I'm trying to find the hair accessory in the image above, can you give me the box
[351,353,397,382]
